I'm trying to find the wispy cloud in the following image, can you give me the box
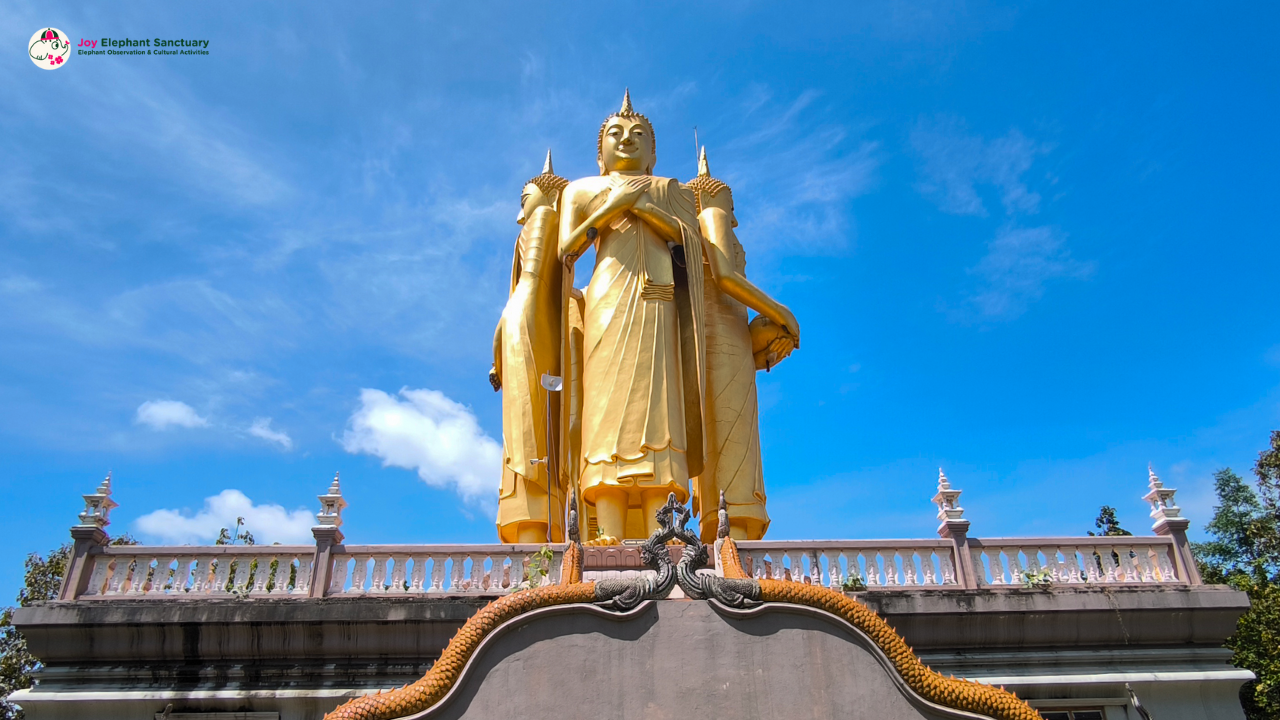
[714,88,880,257]
[248,417,293,450]
[134,489,313,545]
[135,400,208,430]
[911,116,1050,216]
[964,225,1094,320]
[340,388,502,505]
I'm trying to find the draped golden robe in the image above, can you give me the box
[496,205,565,543]
[693,231,770,542]
[578,178,706,506]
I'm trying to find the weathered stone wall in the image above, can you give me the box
[10,586,1251,720]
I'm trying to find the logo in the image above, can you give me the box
[29,28,70,69]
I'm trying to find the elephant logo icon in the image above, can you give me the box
[30,28,70,70]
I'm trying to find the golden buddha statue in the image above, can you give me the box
[491,151,570,544]
[557,91,710,540]
[685,148,800,542]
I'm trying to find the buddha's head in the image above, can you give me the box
[685,147,737,227]
[518,149,569,224]
[597,89,656,175]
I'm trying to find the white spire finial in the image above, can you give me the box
[317,472,348,529]
[78,472,119,529]
[1144,464,1182,523]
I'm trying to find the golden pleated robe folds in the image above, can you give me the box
[496,205,566,543]
[578,178,707,506]
[693,232,770,542]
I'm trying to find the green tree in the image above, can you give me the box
[1194,430,1280,719]
[0,535,136,720]
[1088,505,1134,537]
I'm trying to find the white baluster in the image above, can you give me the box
[1131,547,1154,582]
[902,551,919,586]
[126,557,147,595]
[349,555,370,593]
[370,554,389,592]
[149,556,174,595]
[1062,548,1082,584]
[449,555,465,591]
[272,555,292,594]
[469,554,484,591]
[1100,548,1119,582]
[1006,549,1026,585]
[294,557,313,595]
[389,554,408,593]
[236,557,256,593]
[922,551,938,585]
[170,557,193,594]
[1154,546,1177,582]
[212,556,234,595]
[329,556,350,593]
[939,551,956,585]
[430,555,446,591]
[830,551,845,588]
[103,557,127,595]
[409,555,427,592]
[547,553,562,586]
[191,557,213,594]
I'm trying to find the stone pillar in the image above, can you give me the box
[1145,465,1201,586]
[58,474,118,601]
[933,469,978,589]
[309,472,348,598]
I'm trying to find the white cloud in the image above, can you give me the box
[248,417,293,450]
[135,399,208,430]
[911,117,1050,217]
[134,489,313,545]
[340,387,501,503]
[966,225,1094,320]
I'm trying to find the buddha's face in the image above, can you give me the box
[517,183,553,225]
[703,188,738,228]
[600,116,654,174]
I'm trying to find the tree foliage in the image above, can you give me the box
[1088,505,1134,537]
[1194,430,1280,720]
[0,535,136,720]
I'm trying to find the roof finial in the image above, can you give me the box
[620,88,634,115]
[542,148,554,175]
[698,146,710,178]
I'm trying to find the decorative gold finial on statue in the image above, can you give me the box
[620,88,634,115]
[524,149,569,202]
[685,146,729,214]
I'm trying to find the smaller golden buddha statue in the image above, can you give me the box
[492,151,570,544]
[686,147,799,542]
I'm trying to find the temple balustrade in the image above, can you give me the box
[61,535,1194,601]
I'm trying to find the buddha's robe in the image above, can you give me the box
[578,178,706,505]
[496,205,565,543]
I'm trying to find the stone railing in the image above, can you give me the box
[77,545,317,598]
[66,544,562,599]
[55,467,1204,600]
[737,540,959,588]
[327,544,561,594]
[967,537,1183,586]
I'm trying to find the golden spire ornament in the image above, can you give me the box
[542,148,554,175]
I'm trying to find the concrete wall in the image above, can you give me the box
[10,586,1252,720]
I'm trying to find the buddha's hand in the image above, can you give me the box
[604,175,650,213]
[488,366,502,392]
[776,307,801,350]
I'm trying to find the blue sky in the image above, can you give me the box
[1,2,1277,598]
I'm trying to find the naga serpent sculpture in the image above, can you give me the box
[323,492,1043,720]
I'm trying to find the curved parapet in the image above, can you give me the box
[324,592,1041,720]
